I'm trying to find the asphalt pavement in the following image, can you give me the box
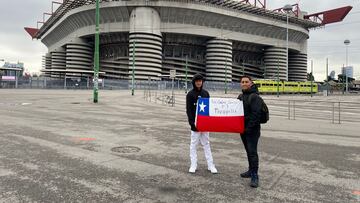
[0,89,359,202]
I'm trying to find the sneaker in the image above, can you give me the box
[189,165,197,173]
[250,173,259,188]
[208,165,218,174]
[240,170,251,178]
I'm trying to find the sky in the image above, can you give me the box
[0,0,359,81]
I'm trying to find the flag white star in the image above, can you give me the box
[199,102,206,112]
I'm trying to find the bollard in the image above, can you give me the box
[288,100,291,120]
[293,100,296,120]
[64,76,67,89]
[149,89,151,102]
[332,102,335,124]
[338,102,341,124]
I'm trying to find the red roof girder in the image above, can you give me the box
[24,27,40,39]
[304,6,353,25]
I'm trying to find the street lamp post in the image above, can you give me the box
[326,58,329,96]
[225,58,228,94]
[93,0,100,103]
[283,4,292,82]
[185,55,188,93]
[131,41,135,96]
[344,39,350,93]
[311,60,313,97]
[277,58,280,97]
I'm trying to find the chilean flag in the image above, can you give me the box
[195,98,245,133]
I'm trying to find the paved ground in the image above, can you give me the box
[0,89,359,203]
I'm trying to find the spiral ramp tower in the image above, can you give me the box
[42,53,52,77]
[50,48,66,78]
[206,39,233,82]
[129,7,163,80]
[65,40,93,77]
[288,53,307,81]
[264,47,288,81]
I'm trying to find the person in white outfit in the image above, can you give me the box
[186,74,218,174]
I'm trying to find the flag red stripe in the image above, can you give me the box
[196,115,245,134]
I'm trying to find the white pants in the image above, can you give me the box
[189,131,215,168]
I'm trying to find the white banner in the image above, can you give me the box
[209,98,244,116]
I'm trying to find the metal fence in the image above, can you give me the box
[143,89,360,124]
[0,77,240,92]
[1,76,359,123]
[264,99,360,124]
[1,77,359,96]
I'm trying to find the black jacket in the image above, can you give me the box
[186,79,210,131]
[237,84,262,134]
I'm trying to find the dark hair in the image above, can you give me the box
[240,75,252,82]
[192,73,205,81]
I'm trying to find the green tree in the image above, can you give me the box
[307,72,314,81]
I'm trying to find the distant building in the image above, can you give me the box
[342,66,353,78]
[1,62,24,76]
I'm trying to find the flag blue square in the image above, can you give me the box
[197,98,209,116]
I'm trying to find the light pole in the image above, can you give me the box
[326,58,329,96]
[277,58,280,97]
[0,59,4,86]
[283,4,292,81]
[344,39,350,93]
[185,55,188,93]
[225,58,228,94]
[93,0,100,103]
[311,60,313,97]
[131,40,135,96]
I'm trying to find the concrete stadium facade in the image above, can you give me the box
[39,0,320,82]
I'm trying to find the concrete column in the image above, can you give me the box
[45,53,52,78]
[129,7,163,81]
[264,47,287,81]
[206,38,233,82]
[288,52,307,81]
[65,38,93,78]
[50,47,66,78]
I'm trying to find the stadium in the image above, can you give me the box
[25,0,351,83]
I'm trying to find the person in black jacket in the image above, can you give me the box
[186,73,217,174]
[237,76,262,188]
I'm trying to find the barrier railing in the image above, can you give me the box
[144,89,360,124]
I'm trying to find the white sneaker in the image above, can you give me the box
[189,165,197,173]
[208,165,218,174]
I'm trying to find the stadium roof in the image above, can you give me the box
[31,0,324,39]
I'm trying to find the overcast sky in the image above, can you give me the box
[0,0,359,80]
